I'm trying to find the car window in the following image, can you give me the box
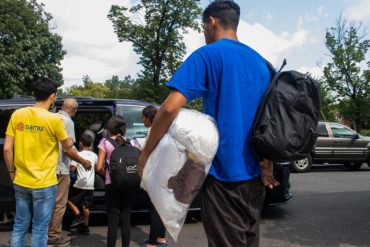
[0,105,30,139]
[330,123,356,138]
[71,107,112,139]
[316,123,329,137]
[116,105,148,139]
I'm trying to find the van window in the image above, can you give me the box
[69,107,112,152]
[0,105,29,139]
[117,105,148,139]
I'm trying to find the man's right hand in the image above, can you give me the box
[260,159,279,189]
[82,159,92,171]
[9,172,15,183]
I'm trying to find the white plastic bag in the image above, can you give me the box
[168,109,219,164]
[141,109,219,241]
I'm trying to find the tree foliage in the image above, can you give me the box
[108,0,202,103]
[67,75,110,98]
[318,79,336,121]
[105,75,136,99]
[66,75,137,100]
[323,16,369,131]
[0,0,65,99]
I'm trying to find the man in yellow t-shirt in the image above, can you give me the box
[3,77,89,247]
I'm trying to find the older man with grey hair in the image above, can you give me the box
[48,98,91,246]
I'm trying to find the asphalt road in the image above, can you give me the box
[1,164,370,247]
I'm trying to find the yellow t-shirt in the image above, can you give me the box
[6,107,68,188]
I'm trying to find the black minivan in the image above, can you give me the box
[0,96,292,230]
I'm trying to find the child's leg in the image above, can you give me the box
[82,205,90,226]
[67,200,81,217]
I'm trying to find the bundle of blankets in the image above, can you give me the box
[141,109,219,240]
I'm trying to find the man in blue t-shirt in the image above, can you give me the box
[138,1,279,246]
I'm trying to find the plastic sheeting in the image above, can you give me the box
[141,109,219,241]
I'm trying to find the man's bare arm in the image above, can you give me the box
[138,90,187,177]
[60,138,91,170]
[3,135,15,182]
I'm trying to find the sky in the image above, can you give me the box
[37,0,370,89]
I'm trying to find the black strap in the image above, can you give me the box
[252,59,288,132]
[106,137,132,148]
[106,137,120,148]
[265,58,286,75]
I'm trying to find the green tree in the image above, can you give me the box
[108,0,202,103]
[0,0,66,99]
[318,79,336,121]
[323,16,370,131]
[105,75,135,99]
[67,75,109,98]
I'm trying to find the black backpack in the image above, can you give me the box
[251,59,321,161]
[107,137,141,189]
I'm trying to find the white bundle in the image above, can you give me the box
[141,109,219,241]
[168,109,219,164]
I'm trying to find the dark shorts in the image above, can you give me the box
[202,175,266,247]
[69,187,94,209]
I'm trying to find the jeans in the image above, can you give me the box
[11,184,57,247]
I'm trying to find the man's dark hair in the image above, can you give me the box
[107,115,127,136]
[202,1,240,30]
[142,105,158,124]
[33,77,59,101]
[80,132,93,147]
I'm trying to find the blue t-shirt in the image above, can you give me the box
[167,38,270,182]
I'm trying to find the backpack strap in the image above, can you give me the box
[252,59,288,138]
[104,137,122,173]
[107,136,133,148]
[106,137,120,149]
[265,58,286,76]
[124,138,131,145]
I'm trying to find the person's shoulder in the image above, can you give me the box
[86,150,98,158]
[11,107,28,117]
[38,110,61,121]
[58,111,73,122]
[98,137,107,145]
[192,39,241,58]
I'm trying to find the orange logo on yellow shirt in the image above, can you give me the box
[16,122,44,132]
[16,122,24,131]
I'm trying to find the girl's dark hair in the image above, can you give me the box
[142,105,158,124]
[107,115,126,136]
[202,0,240,30]
[33,77,59,101]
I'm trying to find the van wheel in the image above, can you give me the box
[344,162,363,171]
[291,156,312,173]
[0,210,15,231]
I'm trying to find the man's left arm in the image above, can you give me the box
[138,90,187,177]
[3,135,15,182]
[61,138,92,170]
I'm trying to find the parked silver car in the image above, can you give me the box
[291,121,370,172]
